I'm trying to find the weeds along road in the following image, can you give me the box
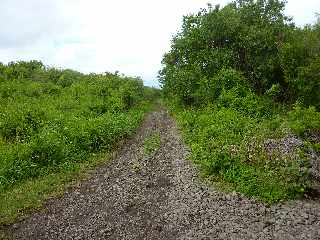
[7,106,320,239]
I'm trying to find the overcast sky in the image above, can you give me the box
[0,0,319,87]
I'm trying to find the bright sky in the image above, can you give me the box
[0,0,319,87]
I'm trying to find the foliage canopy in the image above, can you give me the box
[160,0,320,109]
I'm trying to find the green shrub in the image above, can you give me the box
[0,60,156,190]
[160,0,320,108]
[295,57,320,109]
[161,0,320,202]
[170,103,311,203]
[143,133,161,155]
[288,104,320,136]
[0,104,46,142]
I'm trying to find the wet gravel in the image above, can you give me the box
[8,106,320,239]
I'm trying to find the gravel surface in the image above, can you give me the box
[8,106,320,239]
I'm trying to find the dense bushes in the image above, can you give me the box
[161,0,320,202]
[0,61,157,190]
[160,0,320,108]
[169,101,320,203]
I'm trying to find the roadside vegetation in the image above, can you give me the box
[160,0,320,203]
[143,133,161,155]
[0,60,158,223]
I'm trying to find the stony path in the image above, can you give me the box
[7,107,320,239]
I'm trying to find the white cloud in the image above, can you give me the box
[285,0,319,26]
[0,0,319,87]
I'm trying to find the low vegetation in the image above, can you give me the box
[143,133,161,155]
[160,0,320,203]
[0,1,319,226]
[0,60,158,223]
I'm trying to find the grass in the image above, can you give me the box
[0,104,151,225]
[0,103,155,225]
[132,161,142,172]
[0,139,124,225]
[0,61,159,227]
[168,100,319,204]
[143,133,161,155]
[0,61,160,192]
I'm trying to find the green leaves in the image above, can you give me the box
[161,0,320,203]
[160,0,320,108]
[170,102,313,203]
[0,60,156,190]
[143,133,161,155]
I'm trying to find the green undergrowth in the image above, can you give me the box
[168,100,320,203]
[0,104,153,224]
[0,61,158,224]
[160,0,320,204]
[0,104,150,191]
[0,149,115,225]
[143,133,161,155]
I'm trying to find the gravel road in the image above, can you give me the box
[8,107,320,239]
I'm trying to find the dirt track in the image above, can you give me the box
[8,107,320,239]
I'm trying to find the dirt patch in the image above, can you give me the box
[6,106,320,239]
